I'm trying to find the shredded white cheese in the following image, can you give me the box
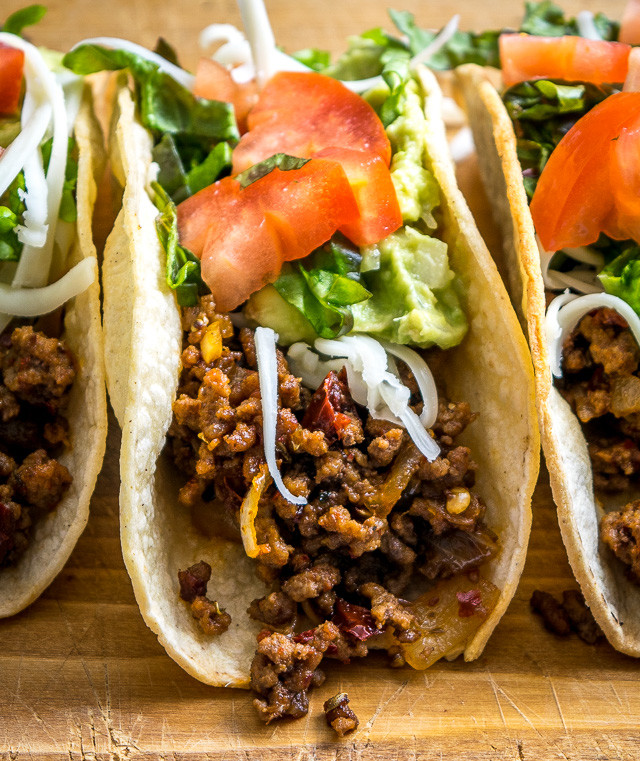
[576,10,602,40]
[255,327,307,506]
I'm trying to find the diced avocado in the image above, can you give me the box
[244,284,317,346]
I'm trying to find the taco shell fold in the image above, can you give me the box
[104,66,538,686]
[0,90,108,618]
[457,62,640,656]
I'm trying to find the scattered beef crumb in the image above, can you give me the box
[530,590,571,637]
[178,560,211,602]
[531,589,604,644]
[561,589,604,645]
[601,500,640,583]
[178,560,231,636]
[323,692,358,736]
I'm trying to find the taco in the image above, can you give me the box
[457,4,640,655]
[65,10,537,724]
[0,17,107,617]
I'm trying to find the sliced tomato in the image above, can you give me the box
[604,116,640,242]
[530,92,640,251]
[176,176,243,258]
[499,34,630,87]
[231,71,391,174]
[193,58,257,133]
[314,147,402,246]
[177,158,359,311]
[249,158,359,262]
[0,44,24,116]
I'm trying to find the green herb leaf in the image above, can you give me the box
[273,239,371,339]
[185,142,232,195]
[3,4,46,36]
[292,48,331,72]
[152,182,205,307]
[42,136,78,222]
[153,37,180,67]
[236,153,309,188]
[63,45,239,143]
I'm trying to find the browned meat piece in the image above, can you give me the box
[0,386,19,422]
[178,560,212,602]
[0,486,23,565]
[590,439,640,492]
[251,623,339,723]
[2,326,75,409]
[0,451,15,479]
[190,596,232,636]
[367,428,404,467]
[247,592,297,627]
[530,590,571,636]
[601,500,640,582]
[359,582,418,642]
[10,449,71,511]
[432,400,476,444]
[281,563,341,602]
[323,693,358,736]
[562,590,603,644]
[420,526,499,580]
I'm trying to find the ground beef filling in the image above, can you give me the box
[0,326,74,567]
[559,308,640,584]
[168,296,499,723]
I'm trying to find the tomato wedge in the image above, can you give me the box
[231,71,391,174]
[193,58,257,133]
[530,92,640,251]
[177,159,359,311]
[0,44,24,116]
[314,147,402,246]
[499,34,630,87]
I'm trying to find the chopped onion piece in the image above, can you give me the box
[69,37,195,90]
[255,327,307,506]
[381,341,438,427]
[538,235,605,295]
[576,11,602,40]
[546,292,640,377]
[0,256,96,320]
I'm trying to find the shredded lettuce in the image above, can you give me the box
[520,1,618,40]
[41,136,78,223]
[152,134,231,203]
[503,80,617,199]
[63,45,239,143]
[152,182,205,307]
[274,239,371,339]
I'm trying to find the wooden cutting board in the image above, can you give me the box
[2,1,639,758]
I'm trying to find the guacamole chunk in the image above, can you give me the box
[354,77,467,349]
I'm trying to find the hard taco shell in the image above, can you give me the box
[103,66,539,686]
[457,62,640,656]
[0,91,108,618]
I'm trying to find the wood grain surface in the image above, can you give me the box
[2,1,639,759]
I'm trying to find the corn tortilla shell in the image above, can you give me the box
[457,63,640,656]
[0,91,108,618]
[105,67,538,686]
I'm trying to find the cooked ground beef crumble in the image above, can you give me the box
[0,326,75,567]
[168,296,500,724]
[559,308,640,585]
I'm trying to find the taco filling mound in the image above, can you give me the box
[457,1,640,655]
[0,11,107,617]
[67,7,537,725]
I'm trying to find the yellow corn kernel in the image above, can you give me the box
[201,322,222,364]
[446,487,470,515]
